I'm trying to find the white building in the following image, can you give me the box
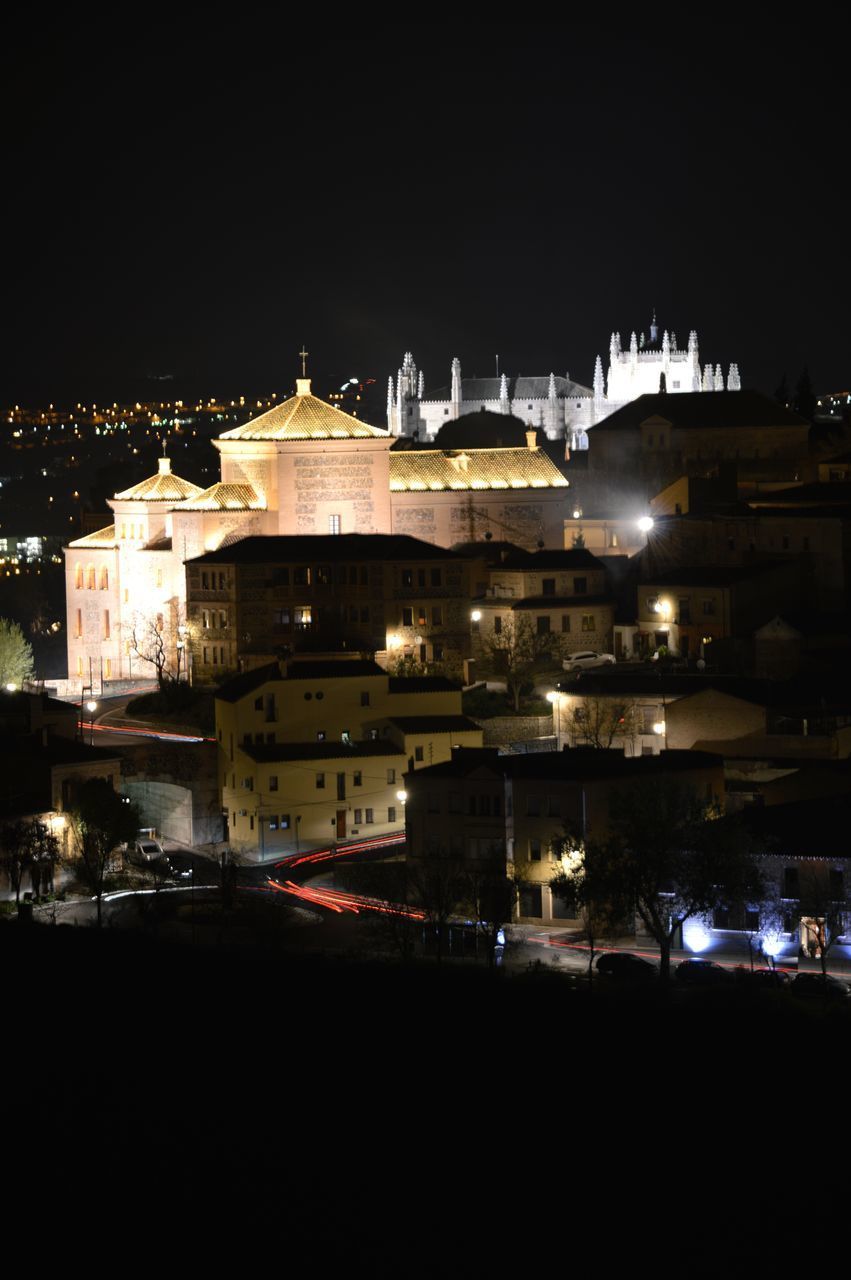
[387,317,740,448]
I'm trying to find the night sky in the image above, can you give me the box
[4,22,846,409]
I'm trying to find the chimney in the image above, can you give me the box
[526,428,537,450]
[158,456,172,475]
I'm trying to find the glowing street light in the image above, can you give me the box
[86,699,98,746]
[395,790,408,805]
[637,516,654,533]
[470,610,482,623]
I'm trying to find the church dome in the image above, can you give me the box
[217,378,389,442]
[428,410,530,450]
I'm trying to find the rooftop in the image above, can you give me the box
[240,740,405,763]
[217,379,389,442]
[389,448,569,493]
[188,533,466,566]
[592,390,809,433]
[113,457,203,503]
[406,745,722,782]
[179,482,266,511]
[386,715,481,733]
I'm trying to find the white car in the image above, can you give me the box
[562,650,616,673]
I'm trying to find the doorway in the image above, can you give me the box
[336,809,347,840]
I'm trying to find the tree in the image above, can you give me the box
[793,366,816,421]
[70,778,140,926]
[562,696,641,750]
[483,613,562,712]
[795,863,851,976]
[550,781,761,983]
[461,854,518,968]
[0,618,35,688]
[0,819,60,906]
[126,605,190,689]
[550,826,610,990]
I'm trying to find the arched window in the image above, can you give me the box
[75,564,83,589]
[99,567,109,590]
[86,565,96,590]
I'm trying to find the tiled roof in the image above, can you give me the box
[187,533,464,565]
[68,524,116,548]
[389,448,569,492]
[179,482,266,511]
[114,471,203,502]
[217,380,389,441]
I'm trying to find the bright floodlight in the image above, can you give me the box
[86,700,98,713]
[637,516,654,533]
[396,790,408,804]
[546,691,559,704]
[652,721,665,735]
[470,610,482,622]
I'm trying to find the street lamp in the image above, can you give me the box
[546,690,562,748]
[395,789,408,805]
[86,699,97,745]
[637,516,654,534]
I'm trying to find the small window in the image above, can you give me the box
[494,616,502,635]
[431,569,442,586]
[354,809,363,824]
[269,776,278,792]
[316,773,325,790]
[536,616,550,636]
[414,746,424,762]
[529,839,542,862]
[561,615,571,633]
[386,768,396,784]
[354,771,362,787]
[573,577,587,594]
[431,606,442,626]
[402,607,413,627]
[365,809,374,824]
[542,578,555,596]
[329,514,341,535]
[388,806,397,823]
[360,691,370,707]
[269,815,279,831]
[581,615,595,632]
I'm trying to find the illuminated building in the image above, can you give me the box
[387,320,739,448]
[64,377,570,687]
[215,655,482,854]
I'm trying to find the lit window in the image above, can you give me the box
[329,514,341,535]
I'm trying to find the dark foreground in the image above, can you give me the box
[4,923,848,1273]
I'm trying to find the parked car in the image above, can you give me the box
[675,958,735,986]
[128,837,164,863]
[791,972,851,1000]
[737,967,791,989]
[562,650,616,673]
[596,952,659,982]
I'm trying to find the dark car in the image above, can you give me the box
[735,967,791,989]
[675,958,735,986]
[596,952,659,982]
[152,853,195,882]
[791,972,851,1000]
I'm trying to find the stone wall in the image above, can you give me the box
[477,715,552,746]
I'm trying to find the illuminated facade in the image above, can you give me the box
[64,378,570,685]
[387,322,740,448]
[215,655,482,855]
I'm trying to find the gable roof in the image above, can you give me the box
[389,448,568,492]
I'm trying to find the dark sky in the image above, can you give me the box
[4,21,847,408]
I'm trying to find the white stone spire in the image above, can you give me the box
[715,364,724,391]
[548,372,557,399]
[499,373,510,414]
[662,329,671,358]
[417,370,424,399]
[728,362,741,391]
[630,331,638,357]
[703,364,715,392]
[386,376,395,432]
[609,332,619,361]
[593,355,605,401]
[450,357,462,420]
